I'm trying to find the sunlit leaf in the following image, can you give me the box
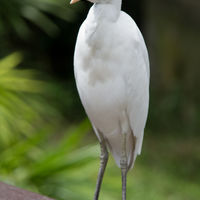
[0,52,23,74]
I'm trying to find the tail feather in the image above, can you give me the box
[92,124,142,170]
[104,131,136,169]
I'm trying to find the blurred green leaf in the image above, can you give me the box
[21,6,59,37]
[0,0,83,38]
[0,52,23,73]
[0,52,62,146]
[29,119,92,179]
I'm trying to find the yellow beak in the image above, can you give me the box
[70,0,80,4]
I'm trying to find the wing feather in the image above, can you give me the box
[120,12,150,165]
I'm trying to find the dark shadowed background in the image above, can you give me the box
[0,0,200,199]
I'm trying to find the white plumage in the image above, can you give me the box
[74,3,149,167]
[72,0,149,199]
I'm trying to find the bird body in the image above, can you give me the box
[74,4,149,168]
[72,0,149,199]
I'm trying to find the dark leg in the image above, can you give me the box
[120,134,128,200]
[94,140,109,200]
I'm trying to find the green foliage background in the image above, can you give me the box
[0,0,199,199]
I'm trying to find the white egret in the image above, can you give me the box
[71,0,150,199]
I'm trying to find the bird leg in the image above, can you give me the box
[120,133,128,200]
[94,139,109,200]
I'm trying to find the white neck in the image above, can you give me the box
[92,0,122,22]
[106,0,122,12]
[84,0,122,46]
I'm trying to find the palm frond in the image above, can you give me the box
[0,0,84,38]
